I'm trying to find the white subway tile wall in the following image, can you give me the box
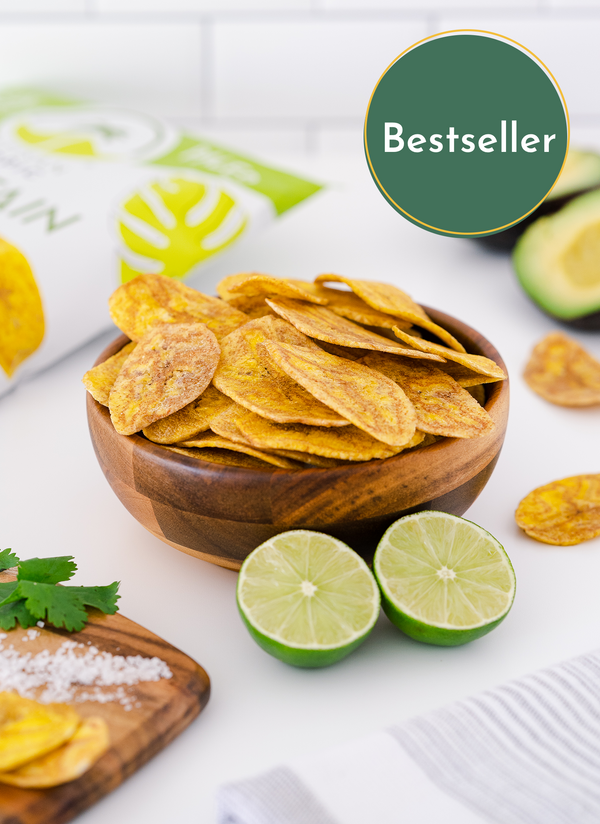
[0,2,597,154]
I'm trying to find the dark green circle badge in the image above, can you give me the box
[364,31,569,237]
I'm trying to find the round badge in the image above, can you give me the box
[364,31,569,238]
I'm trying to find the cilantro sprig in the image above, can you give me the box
[0,549,120,632]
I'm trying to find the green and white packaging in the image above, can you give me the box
[0,87,321,397]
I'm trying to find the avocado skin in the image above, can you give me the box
[476,187,600,252]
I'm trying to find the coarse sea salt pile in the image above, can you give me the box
[0,634,172,711]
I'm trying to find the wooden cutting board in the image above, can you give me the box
[0,572,210,824]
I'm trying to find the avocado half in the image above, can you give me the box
[513,188,600,329]
[477,149,600,252]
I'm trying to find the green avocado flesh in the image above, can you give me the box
[549,149,600,200]
[514,188,600,320]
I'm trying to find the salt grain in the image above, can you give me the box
[0,637,172,710]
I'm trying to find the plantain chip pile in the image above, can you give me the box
[83,272,506,470]
[0,692,109,788]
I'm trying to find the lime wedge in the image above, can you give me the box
[237,530,380,667]
[373,512,515,646]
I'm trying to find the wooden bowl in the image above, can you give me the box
[87,309,509,571]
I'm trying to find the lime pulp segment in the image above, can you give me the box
[374,511,515,645]
[237,530,380,667]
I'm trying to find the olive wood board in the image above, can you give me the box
[0,571,210,824]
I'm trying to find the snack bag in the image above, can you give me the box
[0,87,321,397]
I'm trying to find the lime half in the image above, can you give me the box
[237,530,380,668]
[374,512,515,646]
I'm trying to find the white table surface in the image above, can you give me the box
[1,152,599,823]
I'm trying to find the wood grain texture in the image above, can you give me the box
[0,572,210,824]
[87,309,509,569]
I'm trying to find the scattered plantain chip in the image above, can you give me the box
[516,474,600,546]
[315,274,465,352]
[0,716,109,789]
[0,693,80,772]
[266,298,445,360]
[523,332,600,407]
[0,238,45,377]
[83,341,137,406]
[393,327,506,381]
[177,430,299,469]
[109,322,220,436]
[211,404,421,461]
[212,315,349,426]
[166,445,275,470]
[260,340,417,446]
[143,385,232,444]
[362,352,494,439]
[109,273,247,342]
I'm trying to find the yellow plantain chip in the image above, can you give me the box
[0,716,109,789]
[393,327,506,380]
[515,474,600,546]
[143,385,232,444]
[82,341,137,406]
[435,360,502,388]
[362,352,494,439]
[212,315,349,426]
[109,323,220,436]
[177,430,299,469]
[211,403,415,461]
[165,445,275,470]
[310,283,412,330]
[261,341,417,446]
[265,298,445,361]
[315,274,465,352]
[217,272,268,300]
[109,273,248,342]
[224,294,274,319]
[0,238,45,377]
[314,341,370,361]
[224,273,329,304]
[523,332,600,407]
[0,693,80,772]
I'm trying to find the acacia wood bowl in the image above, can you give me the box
[87,308,509,571]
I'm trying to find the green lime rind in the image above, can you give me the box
[236,529,380,668]
[373,511,516,648]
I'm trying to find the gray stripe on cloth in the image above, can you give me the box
[216,765,342,824]
[388,648,600,824]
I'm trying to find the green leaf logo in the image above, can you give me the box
[117,176,247,283]
[16,124,97,156]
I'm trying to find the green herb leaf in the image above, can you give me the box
[0,600,38,631]
[17,580,88,632]
[0,549,20,571]
[76,583,120,615]
[18,556,77,584]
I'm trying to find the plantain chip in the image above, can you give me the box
[516,474,600,546]
[83,341,137,406]
[261,341,417,446]
[0,238,45,377]
[212,315,349,426]
[109,273,248,342]
[211,403,422,461]
[393,326,506,380]
[265,298,445,360]
[267,449,352,467]
[314,274,465,352]
[109,323,220,436]
[143,385,232,444]
[466,384,486,406]
[177,430,299,469]
[224,294,274,319]
[362,352,494,439]
[0,693,80,772]
[434,360,502,388]
[224,273,329,304]
[310,283,412,330]
[523,332,600,407]
[0,716,109,788]
[165,445,274,469]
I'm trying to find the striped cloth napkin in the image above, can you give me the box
[217,648,600,824]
